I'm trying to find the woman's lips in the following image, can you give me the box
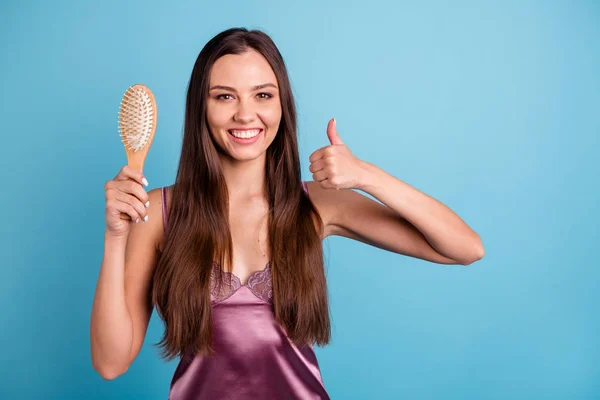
[227,129,263,144]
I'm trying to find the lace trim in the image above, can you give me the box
[247,262,273,301]
[209,262,241,303]
[210,262,273,304]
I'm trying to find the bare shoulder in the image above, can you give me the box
[152,185,173,252]
[125,186,167,253]
[158,184,174,214]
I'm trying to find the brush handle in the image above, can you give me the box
[119,157,145,221]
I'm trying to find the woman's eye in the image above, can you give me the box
[257,92,273,99]
[216,94,233,100]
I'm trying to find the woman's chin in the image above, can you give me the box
[222,147,267,162]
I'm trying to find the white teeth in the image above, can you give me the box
[230,129,261,139]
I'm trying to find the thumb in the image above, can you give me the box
[327,118,344,145]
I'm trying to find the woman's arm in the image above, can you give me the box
[308,119,484,266]
[90,188,163,379]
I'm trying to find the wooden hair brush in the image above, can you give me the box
[117,84,157,220]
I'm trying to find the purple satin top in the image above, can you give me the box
[161,182,330,400]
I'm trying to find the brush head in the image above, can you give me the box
[118,84,156,152]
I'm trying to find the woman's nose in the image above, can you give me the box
[233,99,256,123]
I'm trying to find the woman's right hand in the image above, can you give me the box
[104,166,150,237]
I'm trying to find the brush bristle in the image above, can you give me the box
[118,86,155,152]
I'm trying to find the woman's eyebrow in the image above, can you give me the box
[209,83,278,92]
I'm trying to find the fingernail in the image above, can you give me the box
[135,218,140,223]
[145,201,150,208]
[142,177,149,187]
[144,215,148,222]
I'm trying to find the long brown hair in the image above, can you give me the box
[151,28,331,361]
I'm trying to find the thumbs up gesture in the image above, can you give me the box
[308,118,367,190]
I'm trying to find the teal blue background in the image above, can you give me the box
[1,0,598,399]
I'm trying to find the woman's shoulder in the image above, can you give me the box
[145,185,174,253]
[147,185,173,213]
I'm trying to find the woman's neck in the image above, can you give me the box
[219,153,267,200]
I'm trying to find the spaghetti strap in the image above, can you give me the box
[302,180,308,195]
[161,186,168,231]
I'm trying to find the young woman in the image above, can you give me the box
[91,28,484,400]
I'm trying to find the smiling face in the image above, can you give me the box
[206,49,282,162]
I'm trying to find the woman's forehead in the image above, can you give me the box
[210,50,277,90]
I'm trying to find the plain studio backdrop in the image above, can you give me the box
[0,1,598,399]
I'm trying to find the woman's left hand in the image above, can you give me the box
[308,118,368,190]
